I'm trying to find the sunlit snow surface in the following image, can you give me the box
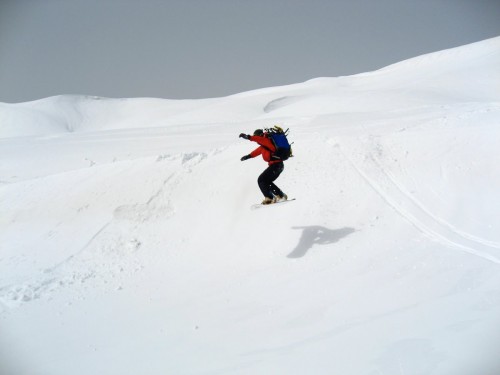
[1,37,500,375]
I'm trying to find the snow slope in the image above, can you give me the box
[1,36,500,375]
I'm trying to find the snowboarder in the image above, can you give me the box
[239,128,288,205]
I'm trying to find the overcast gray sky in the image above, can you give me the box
[1,0,499,103]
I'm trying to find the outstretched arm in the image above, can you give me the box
[249,135,275,151]
[240,147,263,161]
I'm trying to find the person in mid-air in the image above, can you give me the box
[239,128,288,205]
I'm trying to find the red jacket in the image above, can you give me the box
[248,135,281,165]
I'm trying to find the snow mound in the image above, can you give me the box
[2,37,499,138]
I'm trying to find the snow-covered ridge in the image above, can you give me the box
[1,37,499,138]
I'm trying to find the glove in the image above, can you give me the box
[240,154,251,161]
[239,133,250,140]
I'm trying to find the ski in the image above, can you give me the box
[251,198,296,210]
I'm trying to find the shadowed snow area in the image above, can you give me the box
[1,37,500,375]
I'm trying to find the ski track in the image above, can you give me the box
[373,146,500,250]
[333,138,500,266]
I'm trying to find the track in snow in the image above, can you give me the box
[334,138,500,265]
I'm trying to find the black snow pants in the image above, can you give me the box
[258,162,284,199]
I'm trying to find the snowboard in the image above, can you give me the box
[251,198,296,210]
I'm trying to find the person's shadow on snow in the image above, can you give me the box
[288,226,356,258]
